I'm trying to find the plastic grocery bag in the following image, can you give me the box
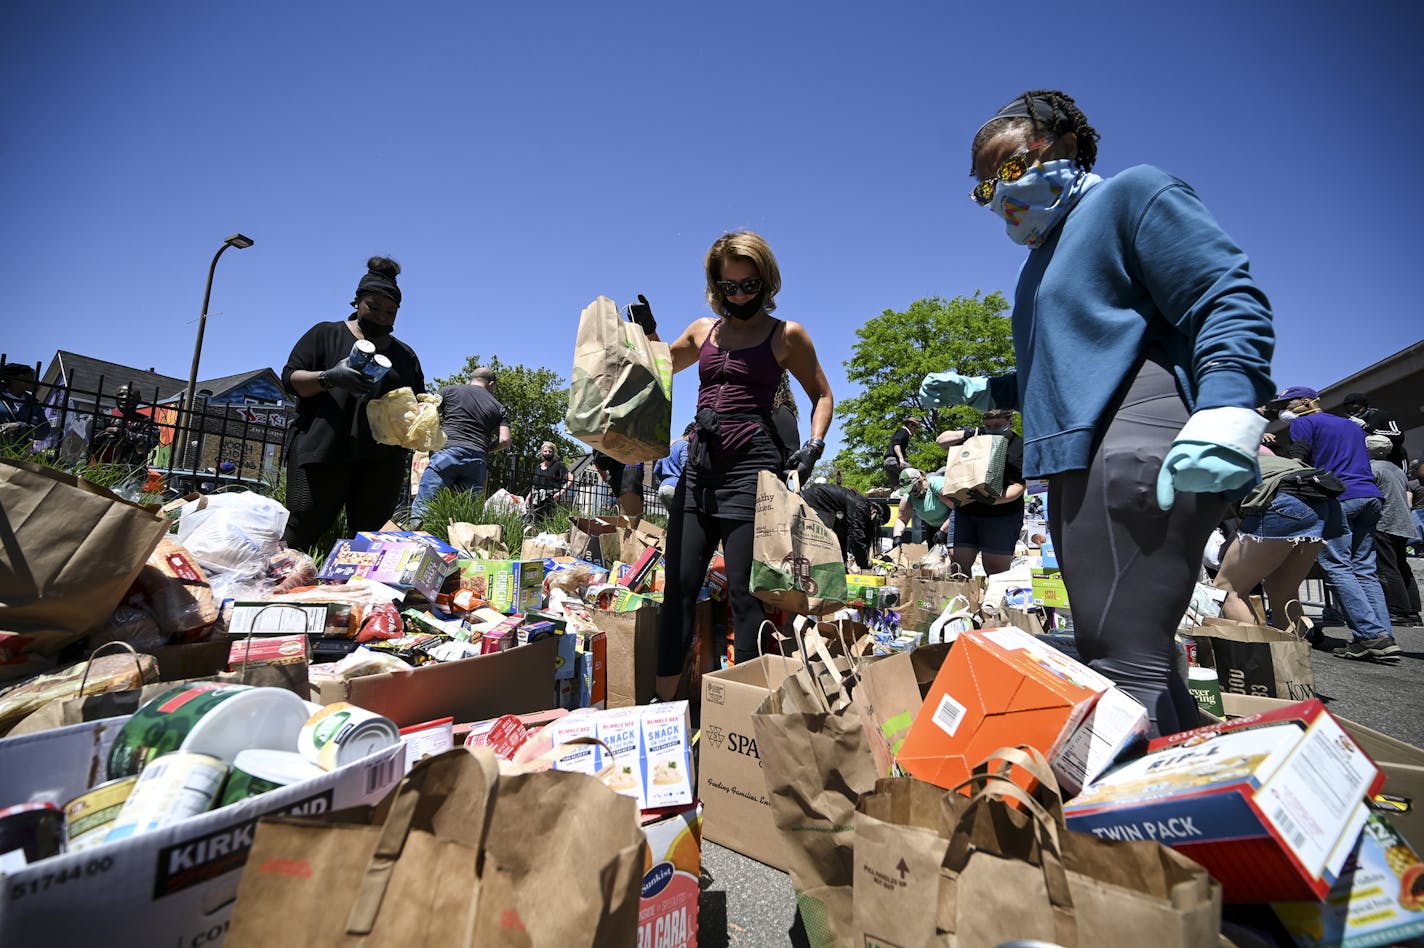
[565,296,673,463]
[175,492,290,574]
[367,387,448,452]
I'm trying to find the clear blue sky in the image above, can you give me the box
[6,0,1421,458]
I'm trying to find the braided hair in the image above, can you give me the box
[971,89,1100,174]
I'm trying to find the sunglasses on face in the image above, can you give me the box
[716,278,763,297]
[970,137,1056,206]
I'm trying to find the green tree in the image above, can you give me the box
[431,355,582,492]
[836,293,1015,491]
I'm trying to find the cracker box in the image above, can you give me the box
[1273,812,1424,947]
[641,702,695,809]
[547,703,695,810]
[639,804,702,948]
[458,558,545,614]
[398,716,453,773]
[1031,567,1069,608]
[319,537,447,600]
[895,626,1139,793]
[1065,707,1384,903]
[597,708,647,807]
[356,529,461,566]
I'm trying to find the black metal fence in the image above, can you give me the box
[0,357,289,498]
[478,453,669,520]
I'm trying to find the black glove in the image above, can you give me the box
[627,293,656,335]
[320,361,376,395]
[785,438,824,482]
[890,534,904,548]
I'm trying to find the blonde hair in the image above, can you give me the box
[704,231,781,318]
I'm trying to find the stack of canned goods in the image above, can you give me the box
[348,339,392,383]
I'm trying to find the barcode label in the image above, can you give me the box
[1272,806,1308,852]
[366,753,401,795]
[932,694,967,737]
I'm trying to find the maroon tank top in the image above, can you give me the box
[695,319,783,459]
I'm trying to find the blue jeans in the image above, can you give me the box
[1412,509,1424,554]
[413,445,488,519]
[1318,496,1393,641]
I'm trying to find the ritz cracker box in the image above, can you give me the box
[0,715,404,947]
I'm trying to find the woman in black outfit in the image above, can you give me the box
[281,256,425,550]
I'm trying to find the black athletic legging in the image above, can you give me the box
[283,458,409,551]
[1047,356,1228,736]
[657,478,764,675]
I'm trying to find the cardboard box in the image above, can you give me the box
[698,655,802,870]
[1066,703,1384,902]
[1031,567,1069,608]
[310,635,556,727]
[226,600,352,638]
[318,537,447,600]
[1273,812,1424,947]
[0,716,404,947]
[895,626,1136,793]
[457,558,544,614]
[575,629,607,710]
[639,804,702,948]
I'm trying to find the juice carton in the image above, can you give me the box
[639,804,702,948]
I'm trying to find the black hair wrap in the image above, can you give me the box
[356,269,401,305]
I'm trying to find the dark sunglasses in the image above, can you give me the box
[970,137,1055,206]
[716,278,763,297]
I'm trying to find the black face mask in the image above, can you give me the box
[356,316,393,339]
[723,290,765,321]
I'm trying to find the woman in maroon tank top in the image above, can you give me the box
[629,231,835,695]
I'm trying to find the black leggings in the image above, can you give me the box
[1047,358,1227,736]
[657,479,765,675]
[283,458,409,551]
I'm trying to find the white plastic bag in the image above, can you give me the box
[484,488,527,518]
[175,493,290,574]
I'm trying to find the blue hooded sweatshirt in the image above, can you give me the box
[985,165,1276,478]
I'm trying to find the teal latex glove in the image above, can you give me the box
[1155,442,1257,510]
[918,371,991,410]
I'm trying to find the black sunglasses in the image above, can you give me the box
[716,278,763,297]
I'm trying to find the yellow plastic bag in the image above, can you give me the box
[367,387,448,452]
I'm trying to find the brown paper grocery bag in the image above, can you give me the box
[901,574,984,632]
[1194,617,1316,701]
[853,643,950,776]
[749,471,847,615]
[592,604,659,708]
[751,639,878,948]
[851,748,1221,948]
[565,295,673,463]
[0,457,169,659]
[568,516,621,567]
[616,516,665,563]
[227,748,643,947]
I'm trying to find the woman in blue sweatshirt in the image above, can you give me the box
[921,90,1276,734]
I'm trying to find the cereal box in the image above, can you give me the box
[457,558,545,614]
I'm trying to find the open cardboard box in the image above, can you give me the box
[311,635,556,727]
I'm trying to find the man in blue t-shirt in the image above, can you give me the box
[1272,385,1398,660]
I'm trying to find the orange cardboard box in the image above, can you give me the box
[896,626,1116,790]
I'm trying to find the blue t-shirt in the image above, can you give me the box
[1288,412,1381,502]
[985,165,1276,478]
[657,438,688,488]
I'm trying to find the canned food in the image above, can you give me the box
[363,353,393,383]
[1187,666,1225,719]
[105,752,227,843]
[109,682,312,779]
[217,749,324,807]
[347,339,377,371]
[300,703,400,771]
[64,777,138,851]
[0,802,64,865]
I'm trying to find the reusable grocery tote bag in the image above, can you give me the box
[566,295,673,463]
[225,748,644,947]
[1193,617,1316,702]
[750,471,848,615]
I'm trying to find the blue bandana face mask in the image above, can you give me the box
[989,159,1101,248]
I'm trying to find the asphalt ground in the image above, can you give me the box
[694,557,1424,947]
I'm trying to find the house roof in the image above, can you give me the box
[40,351,281,405]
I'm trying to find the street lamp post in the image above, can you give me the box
[180,233,253,469]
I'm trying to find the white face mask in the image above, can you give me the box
[1278,410,1299,422]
